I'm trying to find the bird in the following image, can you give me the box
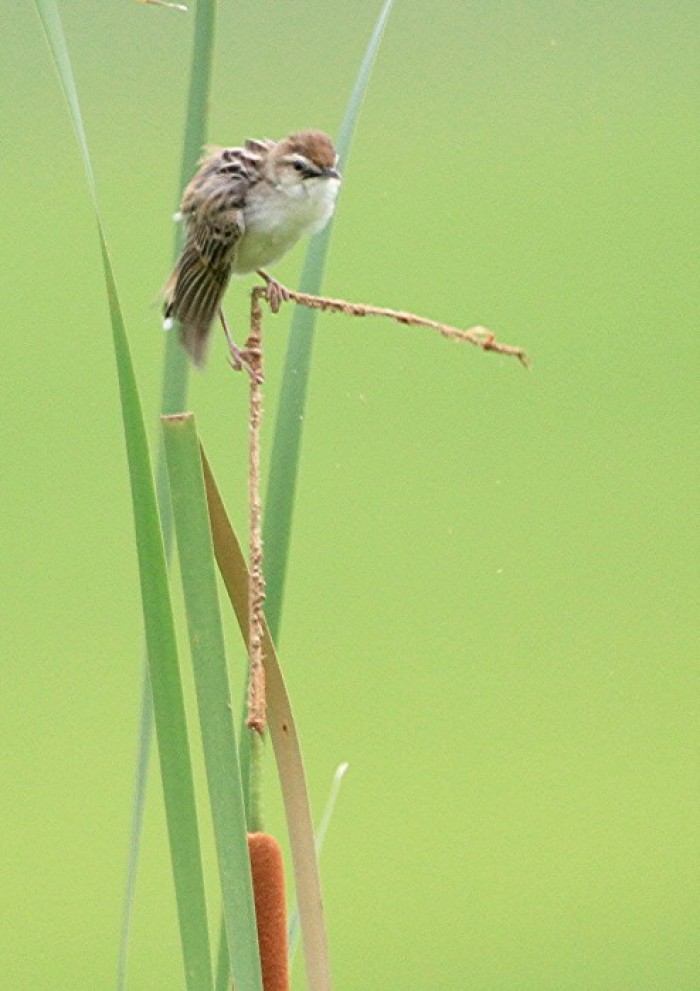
[163,129,341,366]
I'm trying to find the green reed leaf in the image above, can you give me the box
[202,451,333,991]
[163,415,263,991]
[262,0,395,642]
[34,3,214,988]
[123,4,216,986]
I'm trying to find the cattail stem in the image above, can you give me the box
[248,832,289,991]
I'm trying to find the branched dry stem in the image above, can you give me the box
[256,269,529,367]
[240,275,527,734]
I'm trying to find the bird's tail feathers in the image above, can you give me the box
[163,241,230,367]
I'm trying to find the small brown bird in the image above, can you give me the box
[163,129,341,366]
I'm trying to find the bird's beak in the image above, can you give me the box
[321,166,341,179]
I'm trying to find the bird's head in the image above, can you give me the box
[270,130,341,197]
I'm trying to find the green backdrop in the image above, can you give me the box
[3,1,697,988]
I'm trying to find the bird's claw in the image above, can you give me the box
[228,344,264,384]
[257,270,290,313]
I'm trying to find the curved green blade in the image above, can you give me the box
[33,4,213,988]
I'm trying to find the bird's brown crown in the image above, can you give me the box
[278,130,337,169]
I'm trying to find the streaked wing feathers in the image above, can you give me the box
[164,144,265,365]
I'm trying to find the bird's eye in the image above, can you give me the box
[292,160,306,172]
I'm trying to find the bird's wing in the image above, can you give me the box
[179,148,257,268]
[164,145,269,366]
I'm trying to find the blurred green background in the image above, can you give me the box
[3,1,697,987]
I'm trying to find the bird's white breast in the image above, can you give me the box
[233,177,339,274]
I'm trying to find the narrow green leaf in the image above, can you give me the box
[202,452,333,991]
[214,924,231,991]
[163,415,263,991]
[125,4,217,986]
[160,0,216,422]
[100,234,214,991]
[33,4,213,988]
[34,0,97,204]
[262,0,395,642]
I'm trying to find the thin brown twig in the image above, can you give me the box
[238,275,526,733]
[245,287,266,733]
[256,270,529,367]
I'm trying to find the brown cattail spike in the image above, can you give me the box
[248,832,289,991]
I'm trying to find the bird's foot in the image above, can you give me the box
[220,309,264,383]
[257,269,290,313]
[227,341,264,384]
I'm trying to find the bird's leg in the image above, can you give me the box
[257,269,291,314]
[219,308,263,383]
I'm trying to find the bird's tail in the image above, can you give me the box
[163,240,231,367]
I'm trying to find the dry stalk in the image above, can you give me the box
[245,287,266,733]
[240,276,527,733]
[257,271,530,366]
